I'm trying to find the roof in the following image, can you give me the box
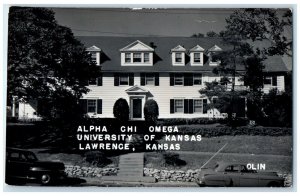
[77,36,290,73]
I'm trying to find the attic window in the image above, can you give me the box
[171,45,186,66]
[175,53,183,63]
[120,40,154,66]
[190,45,205,66]
[86,45,101,66]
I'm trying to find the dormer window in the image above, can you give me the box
[86,45,101,66]
[190,45,205,66]
[120,40,154,66]
[175,53,183,63]
[171,45,186,66]
[208,45,222,66]
[133,53,142,62]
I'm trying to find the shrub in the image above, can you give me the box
[176,125,292,137]
[144,99,159,123]
[84,151,111,167]
[163,152,186,167]
[113,98,129,122]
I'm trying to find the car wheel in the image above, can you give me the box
[40,174,52,185]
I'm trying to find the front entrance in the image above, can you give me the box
[125,85,148,120]
[132,98,142,119]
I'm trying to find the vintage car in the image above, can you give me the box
[196,162,285,187]
[6,148,66,185]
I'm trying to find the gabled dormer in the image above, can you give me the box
[171,45,186,66]
[86,45,101,66]
[208,45,222,66]
[190,45,205,66]
[120,40,154,66]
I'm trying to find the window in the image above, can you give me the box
[175,53,182,63]
[264,76,272,85]
[133,53,142,63]
[125,53,131,63]
[194,99,203,113]
[174,99,184,113]
[225,165,240,172]
[91,52,97,64]
[193,74,202,85]
[194,53,201,63]
[144,53,150,62]
[174,74,184,85]
[145,73,155,85]
[120,74,129,85]
[87,100,96,113]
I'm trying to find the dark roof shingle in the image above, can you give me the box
[77,36,289,73]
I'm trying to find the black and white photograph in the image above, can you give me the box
[4,5,294,189]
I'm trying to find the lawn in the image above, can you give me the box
[145,135,293,173]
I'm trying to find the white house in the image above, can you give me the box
[17,37,289,120]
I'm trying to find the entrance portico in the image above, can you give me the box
[125,86,148,120]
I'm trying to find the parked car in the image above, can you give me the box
[196,162,285,187]
[6,148,66,185]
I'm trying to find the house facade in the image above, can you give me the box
[17,37,289,120]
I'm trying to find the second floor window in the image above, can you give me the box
[174,74,184,85]
[145,73,155,85]
[120,74,129,85]
[193,74,202,85]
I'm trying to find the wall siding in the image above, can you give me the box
[82,73,225,119]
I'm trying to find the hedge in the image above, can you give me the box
[176,125,292,137]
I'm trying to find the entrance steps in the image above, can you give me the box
[102,153,156,183]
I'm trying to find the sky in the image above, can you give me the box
[52,8,235,37]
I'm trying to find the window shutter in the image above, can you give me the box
[189,99,194,114]
[97,99,102,114]
[140,73,145,86]
[155,73,159,86]
[170,99,174,114]
[114,74,119,86]
[129,73,134,86]
[170,73,174,86]
[203,99,208,114]
[184,73,193,86]
[97,74,102,86]
[79,99,87,114]
[184,99,189,114]
[272,76,277,86]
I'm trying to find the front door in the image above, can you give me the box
[132,98,142,119]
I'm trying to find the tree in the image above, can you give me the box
[144,99,159,123]
[113,98,129,122]
[191,33,204,38]
[224,9,292,56]
[7,7,99,119]
[206,31,218,37]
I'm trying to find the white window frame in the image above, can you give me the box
[174,99,184,113]
[122,52,153,66]
[145,73,155,86]
[193,74,202,85]
[133,52,142,63]
[90,51,100,66]
[264,76,272,85]
[87,99,97,113]
[174,74,184,86]
[193,99,203,113]
[119,74,129,86]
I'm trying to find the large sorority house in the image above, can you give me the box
[17,37,289,120]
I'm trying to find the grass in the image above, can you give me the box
[145,135,293,173]
[159,135,292,156]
